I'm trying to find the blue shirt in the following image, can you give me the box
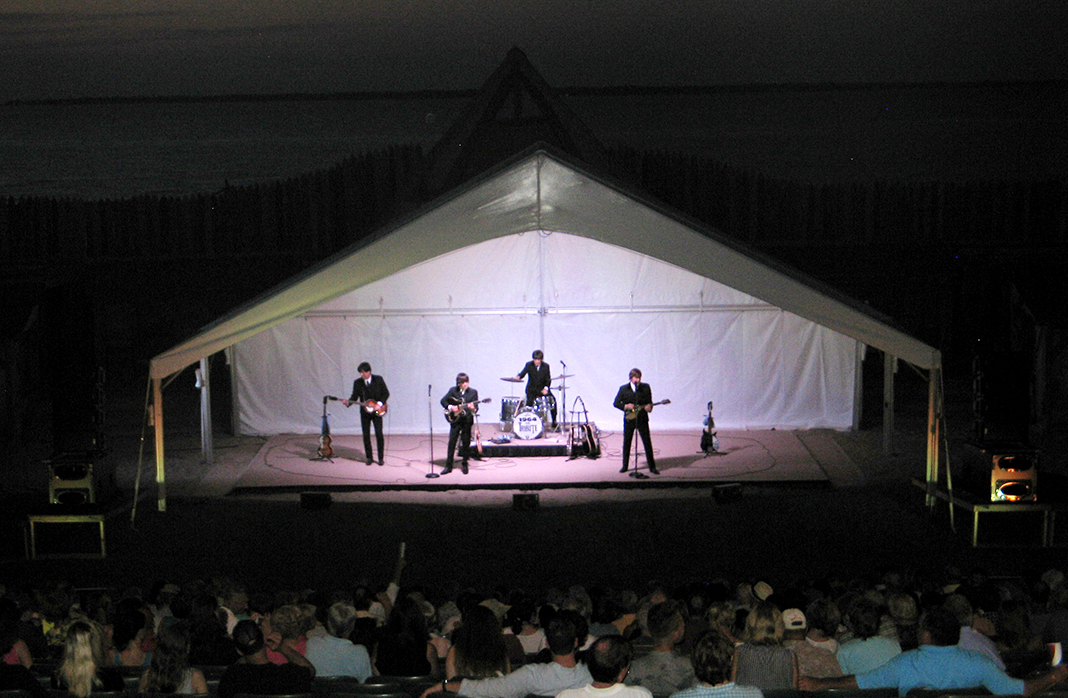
[855,644,1024,697]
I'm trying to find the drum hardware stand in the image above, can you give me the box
[557,360,569,434]
[425,384,439,479]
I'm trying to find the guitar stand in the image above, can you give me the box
[310,396,335,462]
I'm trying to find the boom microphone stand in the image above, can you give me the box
[426,384,439,479]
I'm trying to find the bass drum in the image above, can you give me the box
[513,409,544,440]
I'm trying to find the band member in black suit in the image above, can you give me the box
[440,373,479,475]
[613,368,659,475]
[514,349,557,428]
[342,361,390,465]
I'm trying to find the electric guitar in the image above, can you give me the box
[444,397,492,423]
[625,399,671,420]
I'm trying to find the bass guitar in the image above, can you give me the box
[348,398,388,416]
[625,399,671,420]
[444,397,492,423]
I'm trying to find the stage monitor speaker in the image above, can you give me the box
[300,492,332,510]
[513,493,539,511]
[47,457,95,506]
[989,450,1038,502]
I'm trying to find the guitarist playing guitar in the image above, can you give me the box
[342,361,390,466]
[439,372,481,475]
[613,368,664,475]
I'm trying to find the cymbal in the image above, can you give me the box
[500,376,523,382]
[552,374,574,380]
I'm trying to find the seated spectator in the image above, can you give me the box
[943,593,1005,669]
[781,608,840,679]
[138,620,209,695]
[187,593,239,667]
[217,620,314,698]
[1,599,33,667]
[625,601,695,694]
[0,661,47,698]
[731,602,796,691]
[557,634,651,698]
[375,595,438,677]
[446,604,510,679]
[52,620,125,697]
[886,593,920,651]
[305,602,372,681]
[110,605,152,667]
[836,597,901,675]
[263,604,309,665]
[670,630,764,698]
[423,610,592,698]
[705,603,739,645]
[216,584,249,638]
[800,607,1067,696]
[804,599,840,655]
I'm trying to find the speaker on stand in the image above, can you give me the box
[46,453,97,506]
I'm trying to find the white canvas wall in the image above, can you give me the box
[232,232,858,435]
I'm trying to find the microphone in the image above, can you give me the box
[325,395,340,401]
[560,359,567,368]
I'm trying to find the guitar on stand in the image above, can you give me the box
[700,400,721,455]
[311,395,338,461]
[568,396,601,460]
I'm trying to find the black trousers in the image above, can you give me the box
[360,410,385,461]
[445,419,472,467]
[622,414,655,470]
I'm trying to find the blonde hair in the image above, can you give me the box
[744,602,784,646]
[268,605,305,640]
[56,621,105,698]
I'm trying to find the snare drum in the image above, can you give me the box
[513,409,544,440]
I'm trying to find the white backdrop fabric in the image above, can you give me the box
[232,231,858,435]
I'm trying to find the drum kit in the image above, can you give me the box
[499,373,573,439]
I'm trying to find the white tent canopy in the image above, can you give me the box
[148,149,941,507]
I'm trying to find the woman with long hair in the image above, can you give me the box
[138,621,209,695]
[53,621,124,697]
[374,596,438,677]
[731,602,797,691]
[446,605,510,679]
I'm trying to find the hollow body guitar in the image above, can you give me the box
[443,397,492,423]
[349,399,388,416]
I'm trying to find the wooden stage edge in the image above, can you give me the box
[205,428,865,500]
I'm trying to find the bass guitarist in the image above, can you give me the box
[342,361,390,465]
[613,368,659,475]
[440,372,479,475]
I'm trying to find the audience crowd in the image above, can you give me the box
[4,563,1068,698]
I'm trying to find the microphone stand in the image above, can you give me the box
[426,384,439,479]
[559,360,568,434]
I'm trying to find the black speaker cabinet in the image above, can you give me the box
[986,447,1038,502]
[47,456,95,506]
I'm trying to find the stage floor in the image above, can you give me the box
[196,424,864,499]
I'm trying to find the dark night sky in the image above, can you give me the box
[2,0,1066,101]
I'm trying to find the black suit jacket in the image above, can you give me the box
[441,386,480,424]
[350,374,390,404]
[614,381,653,415]
[518,360,552,398]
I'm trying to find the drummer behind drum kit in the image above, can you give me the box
[498,374,568,441]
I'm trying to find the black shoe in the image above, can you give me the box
[441,466,453,475]
[377,458,384,465]
[461,461,469,474]
[649,466,660,475]
[365,458,373,466]
[619,466,629,473]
